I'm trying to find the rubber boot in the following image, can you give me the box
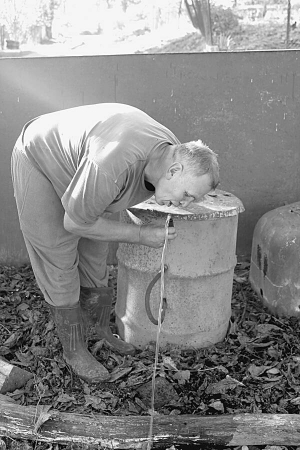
[80,286,136,355]
[49,303,110,383]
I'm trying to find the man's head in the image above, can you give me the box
[154,140,219,209]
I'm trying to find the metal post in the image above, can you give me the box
[286,0,291,48]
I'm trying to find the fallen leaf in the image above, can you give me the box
[33,405,52,433]
[256,324,282,335]
[135,396,147,411]
[237,333,252,346]
[262,380,283,390]
[127,400,140,414]
[226,375,245,386]
[3,333,20,348]
[233,274,247,283]
[290,397,300,405]
[84,395,106,410]
[137,377,179,409]
[0,394,17,403]
[267,367,281,375]
[172,370,190,385]
[14,350,34,365]
[162,356,178,371]
[209,400,224,412]
[251,340,274,348]
[206,376,243,395]
[16,303,29,311]
[56,393,75,403]
[107,367,133,382]
[248,364,268,377]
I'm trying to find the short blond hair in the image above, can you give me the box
[173,140,219,189]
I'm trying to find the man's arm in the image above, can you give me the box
[63,213,176,248]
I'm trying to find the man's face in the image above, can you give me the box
[155,165,213,209]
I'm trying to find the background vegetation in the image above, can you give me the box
[0,0,299,57]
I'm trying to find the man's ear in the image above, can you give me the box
[166,162,183,180]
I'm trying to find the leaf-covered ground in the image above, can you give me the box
[1,263,300,450]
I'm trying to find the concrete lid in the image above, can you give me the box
[129,189,245,221]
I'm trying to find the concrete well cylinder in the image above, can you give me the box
[115,190,244,349]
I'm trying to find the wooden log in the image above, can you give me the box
[0,359,33,394]
[1,399,300,448]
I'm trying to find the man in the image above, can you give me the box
[11,103,219,383]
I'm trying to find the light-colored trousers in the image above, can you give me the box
[11,143,109,307]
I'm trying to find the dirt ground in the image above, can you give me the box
[142,21,300,53]
[1,262,300,449]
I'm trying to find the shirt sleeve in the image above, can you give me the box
[61,157,120,226]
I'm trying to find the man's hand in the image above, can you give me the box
[139,225,177,248]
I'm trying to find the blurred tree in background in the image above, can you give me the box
[38,0,62,40]
[0,0,32,41]
[184,0,213,45]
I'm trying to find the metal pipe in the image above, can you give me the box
[145,265,168,325]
